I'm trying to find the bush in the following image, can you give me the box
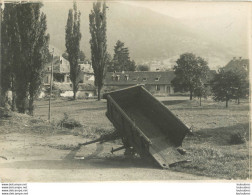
[58,113,82,129]
[229,132,246,144]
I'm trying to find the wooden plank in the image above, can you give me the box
[107,95,152,145]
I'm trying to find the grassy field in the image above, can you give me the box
[164,98,250,179]
[32,97,250,179]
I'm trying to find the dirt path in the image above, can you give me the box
[0,133,210,182]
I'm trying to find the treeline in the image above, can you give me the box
[1,3,50,115]
[171,53,249,107]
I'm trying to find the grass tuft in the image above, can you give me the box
[229,132,246,145]
[58,113,82,129]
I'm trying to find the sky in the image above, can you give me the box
[1,0,250,68]
[120,1,250,19]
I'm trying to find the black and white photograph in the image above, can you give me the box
[0,0,250,184]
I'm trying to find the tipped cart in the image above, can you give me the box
[103,85,190,168]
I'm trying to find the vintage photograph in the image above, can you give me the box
[0,0,250,182]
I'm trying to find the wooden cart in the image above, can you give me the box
[103,85,190,168]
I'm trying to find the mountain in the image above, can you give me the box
[42,2,248,70]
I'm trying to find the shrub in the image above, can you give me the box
[229,132,246,145]
[58,113,82,129]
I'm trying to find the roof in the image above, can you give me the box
[53,83,96,91]
[45,56,70,73]
[45,56,94,74]
[223,58,249,73]
[79,63,94,74]
[104,71,176,86]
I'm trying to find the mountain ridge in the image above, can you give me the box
[42,2,248,70]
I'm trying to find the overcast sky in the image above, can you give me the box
[121,1,249,19]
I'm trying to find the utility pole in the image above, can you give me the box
[48,48,54,122]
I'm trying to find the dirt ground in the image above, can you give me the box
[0,97,249,182]
[0,132,209,182]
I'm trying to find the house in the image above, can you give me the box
[42,56,96,98]
[223,57,249,77]
[54,83,96,98]
[43,56,94,85]
[43,56,71,85]
[78,63,94,84]
[104,71,176,96]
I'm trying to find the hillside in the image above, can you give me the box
[42,2,248,70]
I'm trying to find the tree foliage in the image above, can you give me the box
[136,65,150,71]
[232,67,249,104]
[89,2,108,100]
[65,2,82,100]
[211,69,247,107]
[107,40,136,72]
[193,80,207,106]
[79,50,86,62]
[171,53,209,100]
[1,3,50,114]
[1,3,16,108]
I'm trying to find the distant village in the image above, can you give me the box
[41,54,249,99]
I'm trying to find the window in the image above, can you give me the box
[115,75,120,81]
[44,76,49,83]
[167,86,171,94]
[155,77,159,81]
[156,85,160,91]
[143,78,147,81]
[125,75,129,81]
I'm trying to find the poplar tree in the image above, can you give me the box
[89,2,108,100]
[1,3,20,110]
[16,3,49,114]
[65,2,82,100]
[1,3,50,114]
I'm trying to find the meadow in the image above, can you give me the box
[33,97,250,179]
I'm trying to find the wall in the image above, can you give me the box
[60,90,96,98]
[145,84,174,96]
[104,84,174,96]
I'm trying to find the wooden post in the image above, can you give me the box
[48,48,54,122]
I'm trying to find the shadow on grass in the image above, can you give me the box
[77,106,106,111]
[188,122,249,146]
[36,99,105,108]
[161,100,188,105]
[170,104,249,111]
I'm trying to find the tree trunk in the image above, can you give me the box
[11,76,16,111]
[17,101,26,113]
[11,92,16,111]
[73,83,77,100]
[97,86,101,101]
[200,96,201,106]
[28,97,34,116]
[73,91,76,100]
[190,91,193,100]
[226,99,228,108]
